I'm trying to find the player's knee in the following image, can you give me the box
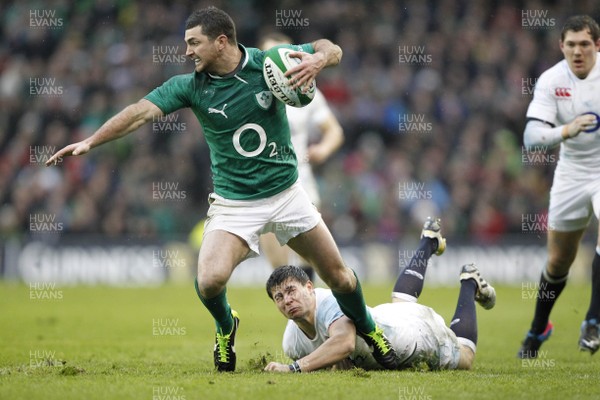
[196,279,224,298]
[457,346,474,370]
[196,267,228,298]
[547,252,575,275]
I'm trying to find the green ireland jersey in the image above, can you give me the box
[145,43,314,200]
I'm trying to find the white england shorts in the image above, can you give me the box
[353,302,462,370]
[203,180,322,257]
[549,165,600,231]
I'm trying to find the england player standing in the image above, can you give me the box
[45,7,400,371]
[258,33,344,281]
[518,15,600,358]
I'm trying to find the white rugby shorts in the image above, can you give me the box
[372,302,462,370]
[203,180,322,257]
[549,166,600,231]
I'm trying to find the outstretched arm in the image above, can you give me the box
[45,99,163,166]
[285,39,343,91]
[264,316,356,373]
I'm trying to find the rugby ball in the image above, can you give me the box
[263,45,316,108]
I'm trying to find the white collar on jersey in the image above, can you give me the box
[207,44,249,83]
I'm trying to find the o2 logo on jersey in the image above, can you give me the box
[554,87,571,98]
[233,123,278,157]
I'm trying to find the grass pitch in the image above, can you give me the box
[1,281,599,400]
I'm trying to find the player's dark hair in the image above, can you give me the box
[185,7,237,45]
[561,15,600,42]
[266,265,310,300]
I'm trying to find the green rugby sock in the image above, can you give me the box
[331,272,376,334]
[194,278,233,334]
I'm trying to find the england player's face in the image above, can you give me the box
[184,26,219,73]
[560,29,600,79]
[271,279,314,320]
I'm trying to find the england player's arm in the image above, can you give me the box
[45,99,162,166]
[285,39,342,91]
[308,114,344,164]
[523,74,597,149]
[524,116,598,149]
[264,316,356,373]
[295,316,356,372]
[307,91,344,165]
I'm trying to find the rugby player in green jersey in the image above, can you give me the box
[45,6,400,372]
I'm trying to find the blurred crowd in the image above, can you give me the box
[1,0,599,246]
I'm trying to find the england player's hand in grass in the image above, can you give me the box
[263,362,292,373]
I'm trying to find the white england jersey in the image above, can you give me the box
[282,288,345,361]
[281,289,461,370]
[526,54,600,174]
[285,89,331,205]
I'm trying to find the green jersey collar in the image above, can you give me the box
[207,44,249,80]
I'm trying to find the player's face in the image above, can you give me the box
[184,26,220,73]
[271,279,314,320]
[560,29,600,79]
